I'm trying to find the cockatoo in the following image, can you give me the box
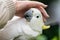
[0,8,50,40]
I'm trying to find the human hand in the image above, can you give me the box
[15,1,49,21]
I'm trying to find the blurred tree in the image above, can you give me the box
[36,35,47,40]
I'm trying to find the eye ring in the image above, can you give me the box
[36,16,39,18]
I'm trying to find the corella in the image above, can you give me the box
[0,8,50,40]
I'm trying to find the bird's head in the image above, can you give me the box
[24,8,50,32]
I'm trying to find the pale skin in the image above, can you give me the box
[15,1,49,21]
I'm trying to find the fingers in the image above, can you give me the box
[27,1,48,8]
[43,17,47,22]
[37,6,49,18]
[15,1,49,19]
[17,1,48,8]
[33,1,48,8]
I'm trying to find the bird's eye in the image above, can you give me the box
[36,16,39,18]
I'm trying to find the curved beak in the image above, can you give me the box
[42,25,50,30]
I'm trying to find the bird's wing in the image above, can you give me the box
[0,19,23,40]
[21,22,39,37]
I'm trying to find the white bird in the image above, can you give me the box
[0,8,50,40]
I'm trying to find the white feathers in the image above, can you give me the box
[0,8,44,40]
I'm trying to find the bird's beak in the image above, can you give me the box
[42,25,50,30]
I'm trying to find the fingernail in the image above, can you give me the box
[47,15,50,17]
[43,18,47,22]
[44,19,47,22]
[46,13,50,18]
[45,5,48,7]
